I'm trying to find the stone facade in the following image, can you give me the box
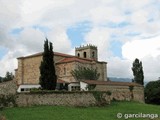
[95,85,144,102]
[15,45,107,85]
[16,92,110,107]
[0,80,17,95]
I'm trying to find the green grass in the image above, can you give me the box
[0,101,160,120]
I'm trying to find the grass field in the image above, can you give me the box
[0,101,160,120]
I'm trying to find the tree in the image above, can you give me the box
[39,38,57,90]
[145,80,160,104]
[0,76,2,83]
[71,66,100,81]
[3,72,14,82]
[132,58,144,85]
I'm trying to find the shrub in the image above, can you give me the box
[145,80,160,105]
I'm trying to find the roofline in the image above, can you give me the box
[17,52,75,59]
[17,52,102,63]
[81,80,143,87]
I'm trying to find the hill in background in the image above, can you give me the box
[108,77,147,86]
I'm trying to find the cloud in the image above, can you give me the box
[18,27,45,53]
[84,27,112,61]
[122,35,160,60]
[107,57,132,78]
[48,27,72,53]
[122,35,160,81]
[0,0,160,81]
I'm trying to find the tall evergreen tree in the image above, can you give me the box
[39,38,57,90]
[132,58,144,85]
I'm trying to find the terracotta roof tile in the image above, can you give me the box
[17,52,74,59]
[57,79,69,83]
[57,57,93,64]
[82,80,142,86]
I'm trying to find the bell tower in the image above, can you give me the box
[75,44,98,61]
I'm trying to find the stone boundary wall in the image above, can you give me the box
[95,85,144,103]
[16,92,110,107]
[0,80,144,107]
[0,80,17,95]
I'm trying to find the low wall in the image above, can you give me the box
[0,80,144,107]
[0,80,17,95]
[95,85,144,103]
[16,92,111,107]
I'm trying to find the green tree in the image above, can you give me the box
[0,76,3,83]
[145,80,160,104]
[3,71,14,81]
[132,58,144,85]
[39,38,57,90]
[71,66,100,81]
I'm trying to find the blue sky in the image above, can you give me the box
[0,0,160,81]
[67,21,92,47]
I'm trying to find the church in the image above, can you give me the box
[15,44,107,92]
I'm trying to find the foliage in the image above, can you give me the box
[3,72,14,82]
[39,38,57,90]
[145,80,160,105]
[92,91,112,106]
[0,72,14,83]
[71,66,100,81]
[132,58,144,85]
[0,77,2,83]
[2,101,160,120]
[0,95,17,108]
[87,84,96,90]
[129,86,134,100]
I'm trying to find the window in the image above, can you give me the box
[71,86,80,91]
[83,52,87,58]
[64,67,66,75]
[77,53,80,57]
[21,88,24,92]
[92,51,95,58]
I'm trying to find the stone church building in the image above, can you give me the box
[15,45,107,91]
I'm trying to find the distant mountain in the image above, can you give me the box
[108,77,132,82]
[108,77,148,86]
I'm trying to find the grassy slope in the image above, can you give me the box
[1,101,160,120]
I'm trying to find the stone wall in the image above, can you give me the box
[95,85,144,103]
[0,80,17,95]
[16,92,110,107]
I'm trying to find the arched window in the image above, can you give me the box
[83,52,87,58]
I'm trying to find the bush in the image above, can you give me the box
[0,95,17,107]
[145,80,160,104]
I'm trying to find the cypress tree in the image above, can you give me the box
[132,58,144,85]
[39,38,57,90]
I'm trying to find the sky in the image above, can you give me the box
[0,0,160,82]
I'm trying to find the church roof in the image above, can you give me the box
[82,80,142,87]
[17,52,107,64]
[56,57,94,64]
[17,52,75,59]
[57,79,69,84]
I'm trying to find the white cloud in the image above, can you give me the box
[84,27,112,61]
[122,35,160,81]
[142,55,160,81]
[122,35,160,60]
[48,27,72,53]
[18,27,45,53]
[107,57,132,78]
